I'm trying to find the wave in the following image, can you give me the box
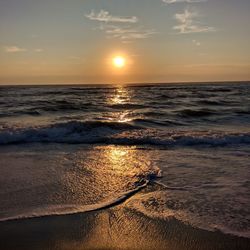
[0,110,42,118]
[197,100,225,106]
[235,109,250,115]
[132,118,185,127]
[126,191,250,239]
[0,121,139,145]
[205,88,232,93]
[177,109,216,117]
[108,103,147,110]
[1,121,250,146]
[113,131,250,147]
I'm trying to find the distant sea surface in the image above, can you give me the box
[0,82,249,238]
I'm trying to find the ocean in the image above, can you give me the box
[0,82,249,239]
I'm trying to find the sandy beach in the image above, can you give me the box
[1,183,250,250]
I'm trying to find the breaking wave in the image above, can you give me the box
[0,121,250,146]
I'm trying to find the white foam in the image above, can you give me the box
[1,122,250,146]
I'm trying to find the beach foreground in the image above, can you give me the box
[1,184,250,250]
[0,84,250,249]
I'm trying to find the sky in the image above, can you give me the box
[0,0,249,84]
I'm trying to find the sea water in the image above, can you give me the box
[0,82,249,238]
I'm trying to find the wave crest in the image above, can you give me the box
[1,121,250,146]
[0,121,139,145]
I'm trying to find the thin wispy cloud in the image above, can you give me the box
[163,0,206,4]
[192,39,201,46]
[4,46,44,53]
[34,49,43,53]
[173,9,216,34]
[85,10,138,23]
[4,46,27,53]
[86,10,156,42]
[101,24,156,42]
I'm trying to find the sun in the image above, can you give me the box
[113,56,126,68]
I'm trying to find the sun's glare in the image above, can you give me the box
[113,56,126,68]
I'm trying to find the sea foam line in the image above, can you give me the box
[0,180,149,223]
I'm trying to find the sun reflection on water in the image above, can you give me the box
[72,145,158,199]
[108,86,134,123]
[110,86,130,105]
[76,145,155,178]
[105,146,135,174]
[98,145,158,179]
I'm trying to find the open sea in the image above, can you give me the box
[0,82,250,238]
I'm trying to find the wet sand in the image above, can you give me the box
[0,185,249,250]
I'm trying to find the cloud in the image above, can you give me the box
[163,0,206,3]
[4,46,27,53]
[34,49,43,52]
[4,46,44,53]
[173,9,216,34]
[101,24,156,42]
[86,9,156,42]
[85,10,138,23]
[192,39,201,46]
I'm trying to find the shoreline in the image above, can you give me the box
[1,185,249,250]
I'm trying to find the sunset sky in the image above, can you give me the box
[0,0,249,84]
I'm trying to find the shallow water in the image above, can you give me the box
[0,82,250,238]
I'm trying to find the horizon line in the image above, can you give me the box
[0,80,250,87]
